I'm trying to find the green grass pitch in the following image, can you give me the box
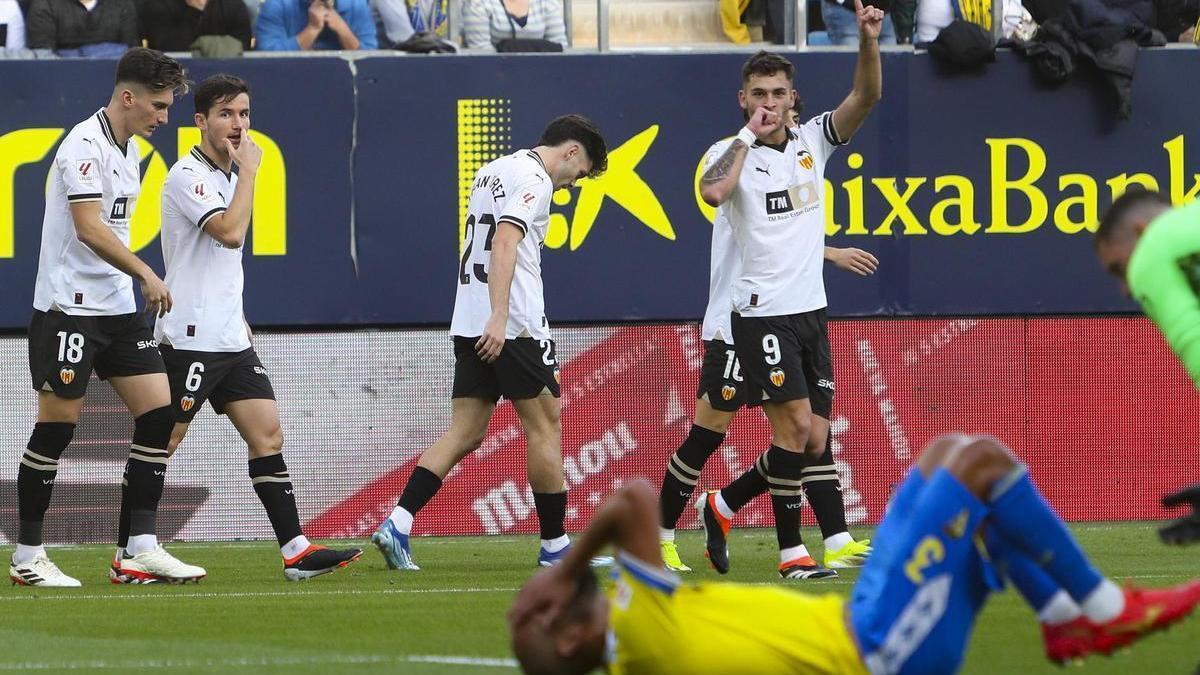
[1,522,1195,674]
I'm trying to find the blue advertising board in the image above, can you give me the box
[2,50,1196,329]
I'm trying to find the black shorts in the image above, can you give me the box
[730,308,834,418]
[451,336,560,402]
[697,340,748,412]
[160,345,275,422]
[28,310,166,399]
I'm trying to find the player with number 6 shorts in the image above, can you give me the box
[153,74,360,581]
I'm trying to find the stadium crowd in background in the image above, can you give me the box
[1,0,1197,56]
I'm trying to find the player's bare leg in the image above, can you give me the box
[108,373,204,583]
[374,397,495,570]
[515,393,611,567]
[658,399,734,572]
[10,393,85,587]
[515,394,570,565]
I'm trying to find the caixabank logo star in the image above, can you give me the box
[457,98,675,251]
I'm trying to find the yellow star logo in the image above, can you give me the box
[553,125,675,250]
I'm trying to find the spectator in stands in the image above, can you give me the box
[915,0,1024,42]
[256,0,378,50]
[822,0,898,44]
[372,0,448,47]
[139,0,253,51]
[244,0,261,25]
[0,0,26,49]
[26,0,138,56]
[463,0,567,51]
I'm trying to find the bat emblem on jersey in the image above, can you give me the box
[797,151,814,170]
[721,385,737,401]
[180,395,196,412]
[59,367,75,385]
[769,368,786,388]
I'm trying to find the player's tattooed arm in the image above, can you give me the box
[699,140,749,207]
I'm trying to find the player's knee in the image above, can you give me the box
[133,406,175,451]
[945,437,1017,496]
[249,425,284,458]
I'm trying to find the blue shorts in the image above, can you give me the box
[850,468,1001,675]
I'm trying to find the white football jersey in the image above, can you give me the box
[33,109,142,316]
[721,112,846,318]
[450,150,554,340]
[154,146,250,352]
[700,175,738,345]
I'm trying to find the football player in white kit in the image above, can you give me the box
[372,115,609,570]
[152,75,361,581]
[12,49,205,587]
[693,7,884,581]
[655,217,878,572]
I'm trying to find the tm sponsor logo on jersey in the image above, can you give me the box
[764,182,820,220]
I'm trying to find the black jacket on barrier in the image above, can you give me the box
[1008,0,1166,119]
[137,0,252,52]
[26,0,138,50]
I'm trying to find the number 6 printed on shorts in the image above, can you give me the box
[185,362,205,392]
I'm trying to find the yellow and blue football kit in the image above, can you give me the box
[605,552,867,675]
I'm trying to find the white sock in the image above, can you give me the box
[542,534,570,553]
[713,492,735,521]
[1038,590,1083,625]
[824,532,854,551]
[388,506,414,535]
[659,527,675,543]
[126,534,157,556]
[280,535,311,561]
[780,544,811,565]
[13,544,45,564]
[1081,579,1125,624]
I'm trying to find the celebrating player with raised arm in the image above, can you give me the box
[11,49,203,587]
[510,438,1200,675]
[372,116,608,570]
[687,11,884,580]
[1095,189,1200,545]
[148,75,362,582]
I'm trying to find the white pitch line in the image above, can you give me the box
[0,654,516,670]
[0,586,518,602]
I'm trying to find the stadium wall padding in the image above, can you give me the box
[3,51,1200,329]
[0,318,1193,543]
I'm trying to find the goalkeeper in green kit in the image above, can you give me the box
[1096,189,1200,545]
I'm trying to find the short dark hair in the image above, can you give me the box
[1096,187,1171,244]
[115,48,188,96]
[194,75,251,117]
[538,114,608,178]
[742,50,794,85]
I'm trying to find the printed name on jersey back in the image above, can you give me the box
[474,173,506,200]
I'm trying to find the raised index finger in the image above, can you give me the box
[854,0,864,12]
